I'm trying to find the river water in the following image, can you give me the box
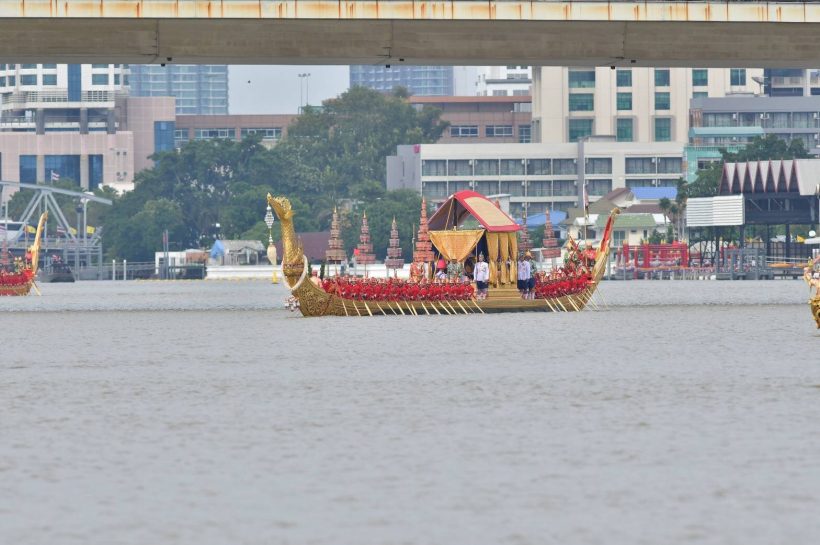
[1,280,818,545]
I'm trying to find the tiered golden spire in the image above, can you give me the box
[325,206,346,264]
[355,210,375,265]
[518,208,532,254]
[385,217,405,272]
[413,198,434,263]
[541,210,561,259]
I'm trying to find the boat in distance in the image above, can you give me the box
[804,254,820,328]
[267,193,617,317]
[0,212,48,297]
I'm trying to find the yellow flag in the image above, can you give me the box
[86,225,96,235]
[68,226,77,236]
[26,225,36,234]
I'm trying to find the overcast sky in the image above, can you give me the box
[229,65,350,115]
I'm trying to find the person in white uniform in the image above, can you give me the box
[474,252,490,300]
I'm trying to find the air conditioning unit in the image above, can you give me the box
[814,113,819,119]
[732,113,737,119]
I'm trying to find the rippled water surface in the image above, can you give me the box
[2,280,819,545]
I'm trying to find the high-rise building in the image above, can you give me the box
[472,66,532,97]
[128,65,229,115]
[349,65,453,96]
[0,63,175,192]
[531,67,763,144]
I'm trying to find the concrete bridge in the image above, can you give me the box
[3,1,820,66]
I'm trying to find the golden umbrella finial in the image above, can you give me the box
[265,204,279,284]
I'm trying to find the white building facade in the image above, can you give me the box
[387,141,685,218]
[531,66,763,144]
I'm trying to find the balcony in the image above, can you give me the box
[1,89,123,109]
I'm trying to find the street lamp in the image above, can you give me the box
[265,204,279,284]
[298,72,311,111]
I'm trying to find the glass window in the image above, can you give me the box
[518,124,531,143]
[585,158,612,175]
[485,125,514,137]
[703,113,735,127]
[655,118,672,142]
[657,157,682,174]
[693,91,708,99]
[474,181,498,195]
[738,112,760,127]
[588,179,612,196]
[88,155,103,190]
[241,128,282,140]
[0,77,5,87]
[527,181,551,197]
[6,76,15,86]
[568,119,593,141]
[568,70,595,89]
[422,182,448,199]
[474,159,498,176]
[569,94,594,112]
[730,68,746,86]
[448,160,472,176]
[500,159,525,176]
[42,74,57,86]
[41,64,57,69]
[655,92,670,110]
[450,181,471,193]
[194,128,232,140]
[45,155,81,185]
[655,69,670,87]
[114,74,120,85]
[20,64,37,69]
[450,125,478,137]
[692,69,708,87]
[154,121,175,153]
[617,118,633,142]
[422,160,447,176]
[793,112,811,128]
[500,181,524,196]
[527,159,551,175]
[616,69,632,87]
[91,64,109,68]
[626,179,657,189]
[19,155,37,183]
[20,75,37,85]
[553,159,577,175]
[553,180,575,196]
[617,92,632,111]
[626,158,655,174]
[91,74,109,85]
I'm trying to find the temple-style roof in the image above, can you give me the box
[428,190,521,232]
[720,159,820,196]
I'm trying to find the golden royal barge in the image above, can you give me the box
[268,192,616,317]
[804,254,820,328]
[0,212,47,297]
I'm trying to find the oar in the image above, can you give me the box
[456,300,470,314]
[363,301,374,317]
[419,301,431,315]
[31,281,42,296]
[470,298,485,314]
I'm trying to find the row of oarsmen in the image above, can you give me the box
[320,276,475,301]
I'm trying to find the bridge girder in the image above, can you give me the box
[2,2,820,66]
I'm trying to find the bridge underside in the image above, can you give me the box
[3,19,820,67]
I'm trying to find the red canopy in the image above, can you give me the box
[427,191,521,233]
